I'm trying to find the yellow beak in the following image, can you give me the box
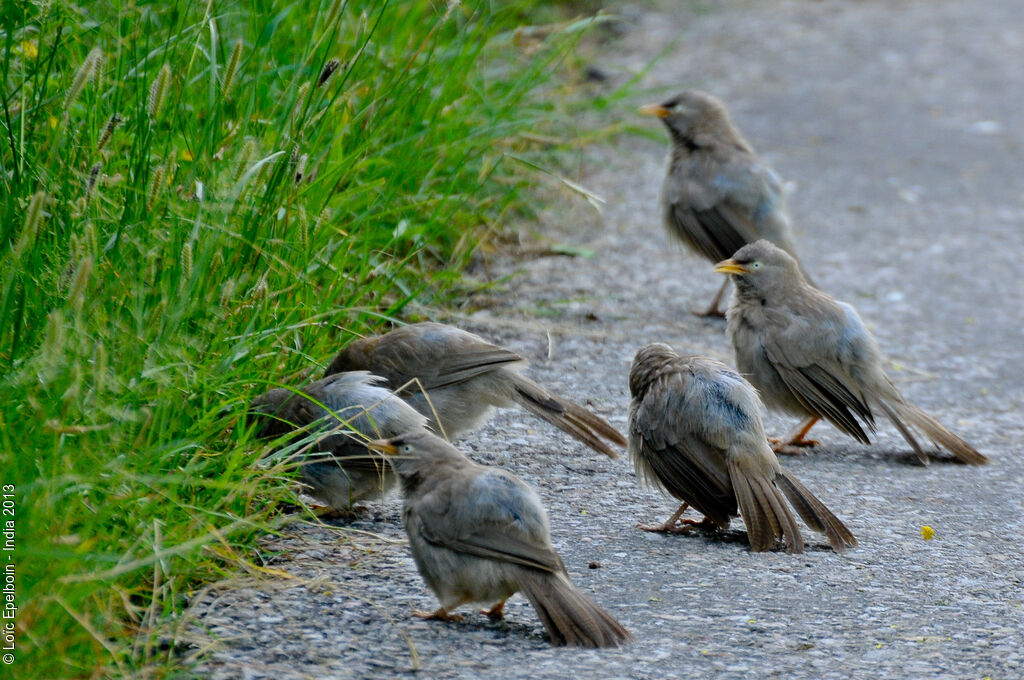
[638,103,670,118]
[366,439,398,455]
[714,258,749,275]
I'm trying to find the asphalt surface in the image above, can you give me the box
[186,1,1024,677]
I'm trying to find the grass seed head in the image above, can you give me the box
[148,64,172,121]
[222,39,243,98]
[97,113,122,151]
[68,256,94,311]
[85,163,102,202]
[181,242,193,281]
[317,58,340,88]
[63,47,103,118]
[147,164,165,211]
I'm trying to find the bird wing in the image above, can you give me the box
[665,156,787,262]
[629,364,739,524]
[414,467,563,574]
[344,323,524,392]
[761,303,876,442]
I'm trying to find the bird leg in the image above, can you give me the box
[480,599,507,621]
[413,607,465,623]
[770,416,820,455]
[638,503,715,533]
[692,280,730,318]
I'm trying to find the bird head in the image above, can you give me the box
[638,90,734,146]
[247,388,299,438]
[629,343,679,399]
[714,239,804,299]
[366,429,465,476]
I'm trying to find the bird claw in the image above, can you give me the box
[769,436,819,455]
[690,305,726,319]
[638,518,713,534]
[413,608,464,622]
[480,601,506,621]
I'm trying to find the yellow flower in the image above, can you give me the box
[921,525,935,540]
[49,115,58,129]
[21,40,39,60]
[180,149,194,161]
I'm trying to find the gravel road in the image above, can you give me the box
[186,1,1024,677]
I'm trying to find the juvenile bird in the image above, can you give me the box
[639,89,806,317]
[250,371,428,511]
[716,240,986,465]
[628,343,857,553]
[368,430,632,648]
[324,322,626,458]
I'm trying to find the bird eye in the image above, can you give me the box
[402,445,412,453]
[752,262,761,269]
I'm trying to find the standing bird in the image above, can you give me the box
[639,89,806,317]
[716,239,987,465]
[324,322,626,458]
[368,430,632,648]
[628,343,857,554]
[250,371,429,511]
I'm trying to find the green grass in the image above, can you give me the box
[0,1,599,676]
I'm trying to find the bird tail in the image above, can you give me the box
[727,458,805,553]
[876,399,987,465]
[775,469,858,553]
[516,571,632,648]
[507,374,626,458]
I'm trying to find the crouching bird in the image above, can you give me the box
[368,430,632,648]
[716,239,987,465]
[249,371,428,511]
[628,343,857,554]
[325,322,626,458]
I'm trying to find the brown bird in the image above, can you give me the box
[716,239,986,465]
[250,371,429,511]
[639,89,807,317]
[628,343,857,553]
[324,322,626,458]
[368,430,632,647]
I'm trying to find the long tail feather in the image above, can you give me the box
[879,399,987,465]
[509,375,626,458]
[776,469,858,553]
[728,460,774,552]
[754,477,803,554]
[517,571,632,648]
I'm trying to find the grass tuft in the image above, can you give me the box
[1,0,597,676]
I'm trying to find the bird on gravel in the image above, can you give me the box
[639,89,808,317]
[250,371,429,512]
[368,429,633,648]
[628,343,857,554]
[324,322,626,458]
[716,239,987,465]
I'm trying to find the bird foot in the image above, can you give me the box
[769,436,819,455]
[314,506,364,521]
[638,518,715,534]
[690,305,726,319]
[480,600,506,621]
[413,608,464,623]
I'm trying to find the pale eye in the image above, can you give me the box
[752,262,761,269]
[403,445,412,453]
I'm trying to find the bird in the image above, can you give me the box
[628,343,857,554]
[367,429,632,647]
[249,371,429,511]
[639,89,807,317]
[323,322,626,458]
[716,239,987,465]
